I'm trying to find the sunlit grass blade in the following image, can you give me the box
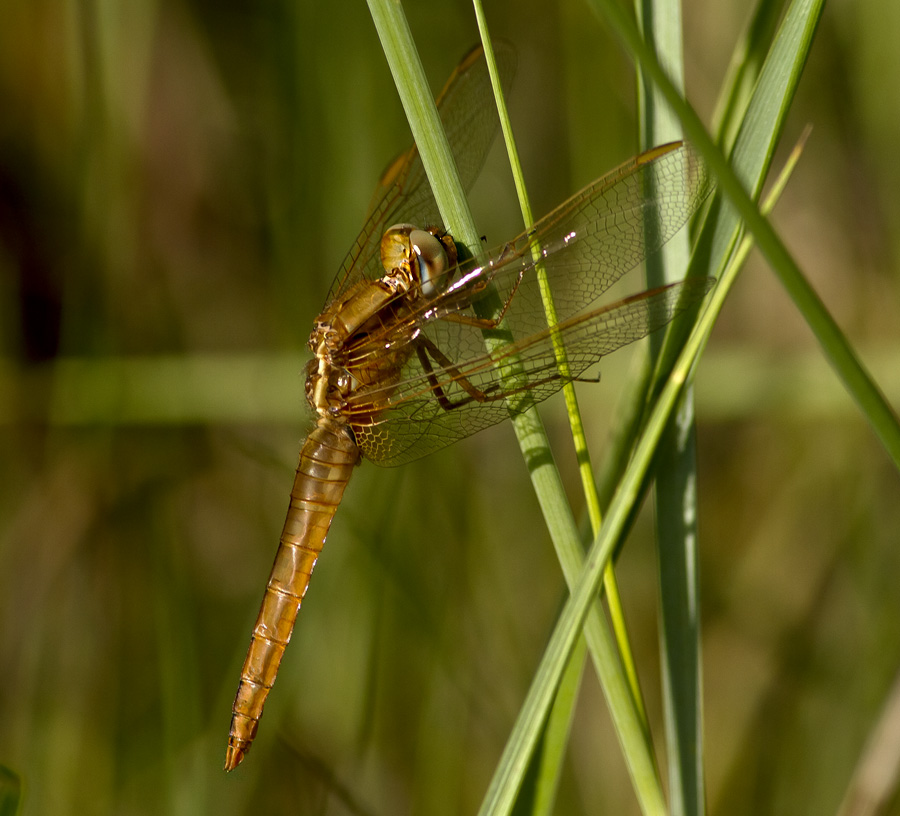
[636,0,822,811]
[634,1,703,815]
[474,6,653,812]
[477,127,806,813]
[711,0,788,150]
[587,0,900,469]
[473,16,595,816]
[510,637,587,816]
[727,132,812,308]
[645,0,822,389]
[364,2,477,250]
[480,0,823,804]
[366,1,668,813]
[478,235,718,816]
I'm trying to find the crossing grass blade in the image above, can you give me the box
[366,2,668,812]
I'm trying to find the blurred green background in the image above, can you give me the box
[1,0,900,814]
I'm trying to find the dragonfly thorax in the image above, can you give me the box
[305,356,351,418]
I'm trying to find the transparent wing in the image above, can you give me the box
[325,43,516,303]
[488,141,712,332]
[346,141,712,361]
[349,278,714,466]
[337,141,714,465]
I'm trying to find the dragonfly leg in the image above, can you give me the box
[415,337,501,410]
[415,335,596,413]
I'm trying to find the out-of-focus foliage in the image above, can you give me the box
[0,1,898,814]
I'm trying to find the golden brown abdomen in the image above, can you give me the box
[225,419,359,771]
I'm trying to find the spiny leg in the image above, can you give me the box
[414,334,591,413]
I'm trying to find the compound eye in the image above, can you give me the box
[409,229,449,297]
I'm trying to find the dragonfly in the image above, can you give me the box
[224,44,715,771]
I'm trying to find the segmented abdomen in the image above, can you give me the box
[225,419,359,771]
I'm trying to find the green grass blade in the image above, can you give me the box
[474,8,654,813]
[366,2,667,813]
[478,236,719,816]
[638,0,823,807]
[634,0,704,814]
[635,1,823,810]
[510,637,587,816]
[473,15,593,816]
[647,0,822,384]
[363,5,474,248]
[478,130,809,813]
[587,0,900,469]
[711,0,787,150]
[479,0,821,804]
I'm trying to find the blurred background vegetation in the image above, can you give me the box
[1,0,899,814]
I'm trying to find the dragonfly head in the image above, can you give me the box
[381,224,458,299]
